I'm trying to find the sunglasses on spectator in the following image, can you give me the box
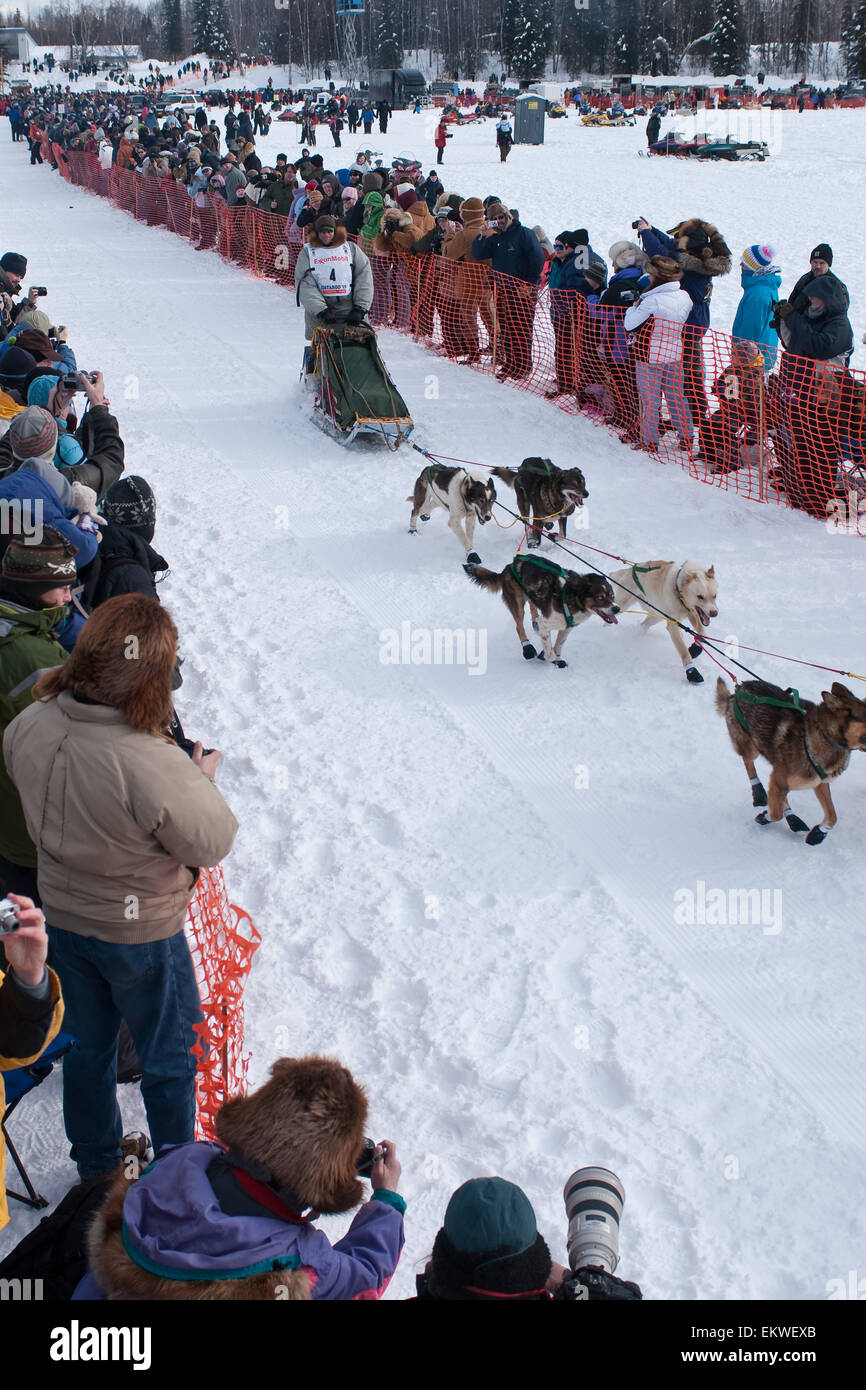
[554,242,566,250]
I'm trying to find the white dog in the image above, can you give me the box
[607,560,719,682]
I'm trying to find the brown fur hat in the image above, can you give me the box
[648,255,683,284]
[33,593,177,734]
[609,239,649,271]
[668,217,732,277]
[215,1056,368,1214]
[433,190,463,216]
[307,222,347,249]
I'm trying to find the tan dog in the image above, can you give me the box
[716,679,866,845]
[606,560,718,682]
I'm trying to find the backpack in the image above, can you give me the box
[0,1175,111,1300]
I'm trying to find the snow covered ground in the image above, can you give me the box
[1,110,865,1301]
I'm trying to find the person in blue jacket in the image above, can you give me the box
[471,202,545,380]
[0,408,101,578]
[731,243,781,370]
[598,239,650,434]
[76,1055,406,1301]
[546,230,607,397]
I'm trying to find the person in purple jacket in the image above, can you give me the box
[75,1055,405,1300]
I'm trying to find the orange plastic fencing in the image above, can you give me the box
[42,147,866,533]
[186,865,261,1139]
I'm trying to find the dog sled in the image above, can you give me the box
[303,322,414,447]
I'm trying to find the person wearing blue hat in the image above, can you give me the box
[415,1177,561,1299]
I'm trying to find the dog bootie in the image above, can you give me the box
[465,551,481,565]
[750,778,768,807]
[522,641,537,659]
[755,811,772,825]
[688,642,703,660]
[784,808,809,834]
[685,664,704,684]
[805,824,830,846]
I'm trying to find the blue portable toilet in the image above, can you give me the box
[514,92,546,144]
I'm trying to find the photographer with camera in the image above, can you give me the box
[0,369,124,500]
[75,1055,405,1300]
[3,594,238,1182]
[0,253,41,338]
[0,893,64,1232]
[415,1167,641,1301]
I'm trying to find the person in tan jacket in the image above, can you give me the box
[441,196,497,360]
[375,184,436,333]
[4,594,238,1179]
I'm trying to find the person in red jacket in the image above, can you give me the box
[434,117,451,165]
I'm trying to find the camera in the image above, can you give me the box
[356,1137,377,1177]
[177,736,215,759]
[0,897,21,936]
[631,220,643,230]
[61,371,95,391]
[554,1166,642,1300]
[32,286,48,296]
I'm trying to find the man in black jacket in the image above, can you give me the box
[777,275,853,365]
[787,243,849,315]
[87,476,167,609]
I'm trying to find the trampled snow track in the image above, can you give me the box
[3,133,866,1297]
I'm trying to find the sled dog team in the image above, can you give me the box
[405,456,866,846]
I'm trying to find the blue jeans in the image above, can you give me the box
[48,926,202,1178]
[635,359,693,447]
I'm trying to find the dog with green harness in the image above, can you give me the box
[606,560,719,683]
[464,553,619,667]
[716,677,866,845]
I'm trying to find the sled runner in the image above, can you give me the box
[304,322,414,447]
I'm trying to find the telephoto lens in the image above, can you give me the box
[563,1166,625,1274]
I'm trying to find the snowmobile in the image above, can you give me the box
[581,110,636,127]
[302,322,414,447]
[642,131,769,161]
[391,152,423,180]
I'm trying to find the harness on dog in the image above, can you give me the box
[630,563,661,596]
[732,685,848,781]
[509,554,577,627]
[516,459,556,478]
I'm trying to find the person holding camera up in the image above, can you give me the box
[0,894,64,1232]
[0,369,124,501]
[3,594,238,1182]
[0,253,43,338]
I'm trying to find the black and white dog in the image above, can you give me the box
[407,464,496,564]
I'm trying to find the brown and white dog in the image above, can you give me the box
[408,464,496,563]
[716,678,866,845]
[465,553,619,667]
[494,457,589,548]
[606,560,719,682]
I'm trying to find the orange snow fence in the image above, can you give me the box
[186,865,261,1139]
[43,145,866,534]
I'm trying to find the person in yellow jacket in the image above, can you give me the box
[0,893,64,1230]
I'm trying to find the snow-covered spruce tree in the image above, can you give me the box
[192,0,212,56]
[375,0,403,69]
[791,0,815,76]
[842,3,866,76]
[161,0,183,60]
[503,0,552,82]
[711,0,747,76]
[207,0,235,63]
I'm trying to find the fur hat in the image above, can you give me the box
[485,201,511,224]
[648,255,683,284]
[362,170,384,192]
[669,218,732,277]
[0,252,27,277]
[8,405,58,460]
[214,1056,368,1215]
[811,243,833,265]
[609,240,648,271]
[314,214,337,233]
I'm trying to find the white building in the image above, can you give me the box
[0,27,40,64]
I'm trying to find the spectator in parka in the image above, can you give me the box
[786,243,849,315]
[471,202,544,380]
[0,530,79,900]
[0,894,64,1233]
[546,230,608,397]
[4,594,238,1180]
[0,253,40,337]
[731,244,781,371]
[295,216,374,339]
[88,475,168,609]
[76,1055,405,1300]
[419,169,444,210]
[776,276,853,366]
[219,154,247,206]
[636,215,731,422]
[434,118,450,164]
[624,255,694,452]
[598,240,650,435]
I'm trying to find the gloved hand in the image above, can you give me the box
[318,308,340,324]
[346,307,366,324]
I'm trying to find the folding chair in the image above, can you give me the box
[2,1031,78,1208]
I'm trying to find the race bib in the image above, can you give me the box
[308,243,353,297]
